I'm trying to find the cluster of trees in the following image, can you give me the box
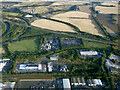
[2,23,28,42]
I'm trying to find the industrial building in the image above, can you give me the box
[71,78,86,86]
[87,79,102,86]
[25,14,33,18]
[62,79,71,89]
[110,54,120,61]
[19,64,42,70]
[0,62,7,72]
[60,65,69,72]
[41,37,60,51]
[0,59,10,72]
[47,62,53,72]
[87,79,96,86]
[0,82,16,90]
[79,51,98,56]
[50,56,58,60]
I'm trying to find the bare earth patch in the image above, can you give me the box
[31,19,75,32]
[0,47,5,54]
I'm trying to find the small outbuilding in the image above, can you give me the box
[24,14,33,18]
[50,56,58,60]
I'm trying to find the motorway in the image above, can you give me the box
[2,20,118,46]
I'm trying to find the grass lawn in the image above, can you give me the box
[8,39,38,53]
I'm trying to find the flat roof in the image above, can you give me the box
[63,79,71,89]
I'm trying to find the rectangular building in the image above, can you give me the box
[63,79,71,89]
[80,51,98,56]
[0,62,7,72]
[50,56,58,60]
[19,64,42,70]
[71,78,86,86]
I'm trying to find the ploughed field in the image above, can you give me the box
[96,14,118,36]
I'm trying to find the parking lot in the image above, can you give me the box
[19,80,55,89]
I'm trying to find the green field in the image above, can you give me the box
[8,39,38,53]
[2,12,19,16]
[83,40,111,49]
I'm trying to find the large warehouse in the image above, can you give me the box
[79,51,98,56]
[0,62,7,72]
[19,64,42,70]
[62,79,71,89]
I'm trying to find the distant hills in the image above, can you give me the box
[0,0,119,2]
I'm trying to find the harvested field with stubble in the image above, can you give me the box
[52,11,90,18]
[101,1,118,7]
[51,11,105,37]
[31,19,75,32]
[51,1,90,5]
[52,17,105,37]
[78,5,91,14]
[95,6,118,14]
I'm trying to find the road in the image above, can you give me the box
[2,20,117,46]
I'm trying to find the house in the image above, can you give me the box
[62,79,71,89]
[50,56,58,60]
[71,78,86,86]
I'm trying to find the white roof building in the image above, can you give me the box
[50,56,58,60]
[19,64,26,70]
[93,79,103,86]
[0,62,7,72]
[38,64,42,70]
[110,54,120,61]
[47,62,53,72]
[0,82,16,90]
[62,79,71,89]
[80,51,98,56]
[19,64,42,70]
[25,14,33,18]
[0,59,10,61]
